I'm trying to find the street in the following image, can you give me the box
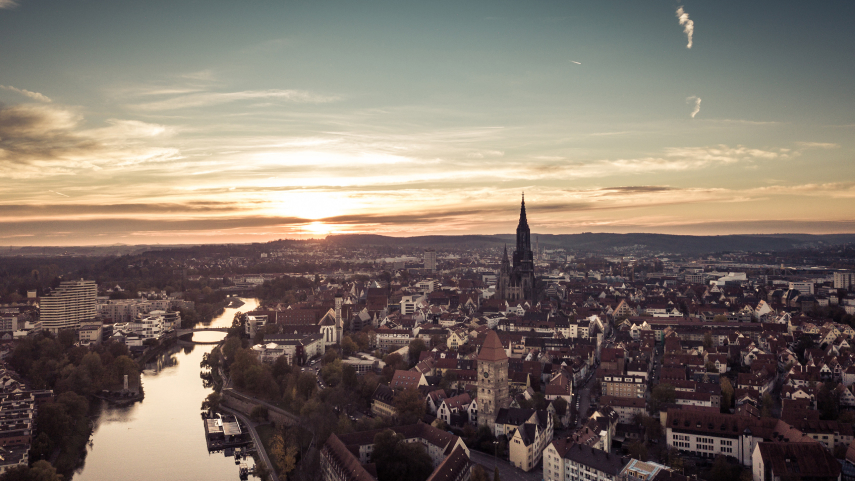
[220,406,281,481]
[468,449,543,481]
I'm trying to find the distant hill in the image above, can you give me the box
[326,233,855,256]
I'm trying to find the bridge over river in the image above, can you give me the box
[175,327,231,344]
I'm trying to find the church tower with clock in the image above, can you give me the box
[477,330,509,430]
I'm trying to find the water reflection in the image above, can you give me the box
[72,298,261,481]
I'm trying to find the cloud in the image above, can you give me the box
[795,142,840,149]
[0,0,18,9]
[0,85,51,102]
[0,103,178,176]
[686,96,701,118]
[570,60,581,65]
[129,89,340,111]
[676,6,694,49]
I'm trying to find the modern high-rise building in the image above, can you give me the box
[424,248,437,271]
[40,279,97,333]
[834,272,855,290]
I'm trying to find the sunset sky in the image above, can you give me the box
[1,0,854,245]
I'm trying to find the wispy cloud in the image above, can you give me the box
[0,103,178,177]
[129,89,340,111]
[0,85,51,102]
[795,141,840,149]
[676,6,694,49]
[570,60,581,65]
[0,0,18,9]
[686,96,701,118]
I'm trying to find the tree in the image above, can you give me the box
[471,465,489,481]
[713,315,728,323]
[270,432,298,476]
[818,382,840,420]
[552,397,568,417]
[371,429,434,481]
[250,405,269,422]
[720,378,734,413]
[626,441,647,461]
[341,336,359,357]
[393,387,426,425]
[202,392,221,412]
[650,383,676,412]
[709,455,741,481]
[761,393,774,418]
[703,332,713,350]
[0,460,63,481]
[408,339,428,365]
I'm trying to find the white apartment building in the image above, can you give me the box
[789,281,815,295]
[130,313,165,340]
[40,280,97,333]
[543,440,624,481]
[835,272,855,290]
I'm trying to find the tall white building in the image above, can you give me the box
[40,280,97,333]
[424,248,437,271]
[835,272,855,290]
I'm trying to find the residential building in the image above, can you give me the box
[544,440,625,481]
[40,280,97,333]
[752,442,840,481]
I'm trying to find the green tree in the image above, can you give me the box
[471,465,489,481]
[720,378,734,413]
[650,383,676,412]
[250,405,269,422]
[408,339,428,365]
[341,336,359,356]
[372,429,434,481]
[393,387,426,425]
[703,332,713,350]
[709,455,740,481]
[627,441,647,461]
[201,392,221,411]
[761,393,774,418]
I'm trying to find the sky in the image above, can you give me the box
[1,0,854,245]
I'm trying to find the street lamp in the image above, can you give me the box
[493,440,499,469]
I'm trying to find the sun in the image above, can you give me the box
[304,221,334,236]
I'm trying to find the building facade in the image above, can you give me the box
[40,280,97,333]
[497,195,536,302]
[477,330,509,430]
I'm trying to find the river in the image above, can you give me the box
[73,297,261,481]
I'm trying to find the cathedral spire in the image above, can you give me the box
[519,192,528,228]
[502,244,509,263]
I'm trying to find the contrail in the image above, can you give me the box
[49,190,70,197]
[570,61,582,65]
[676,6,694,49]
[686,96,701,118]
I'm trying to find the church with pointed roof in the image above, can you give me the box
[496,194,537,302]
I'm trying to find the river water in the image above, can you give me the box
[73,298,260,481]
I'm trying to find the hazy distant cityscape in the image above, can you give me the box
[2,0,854,480]
[0,197,854,481]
